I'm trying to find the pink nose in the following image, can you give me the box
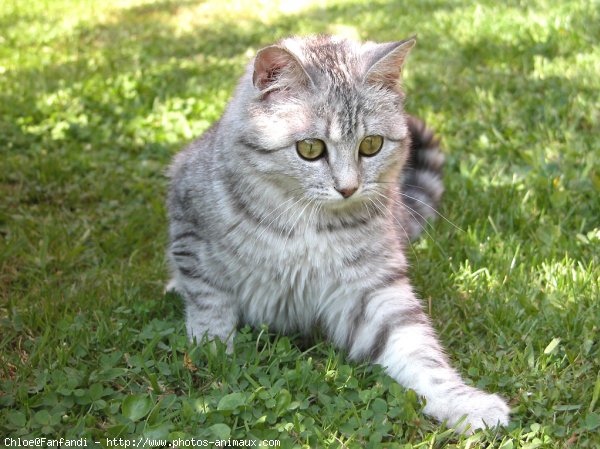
[336,186,358,198]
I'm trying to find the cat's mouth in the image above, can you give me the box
[320,189,367,210]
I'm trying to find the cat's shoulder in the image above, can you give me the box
[168,119,221,181]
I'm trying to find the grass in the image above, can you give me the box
[1,0,599,447]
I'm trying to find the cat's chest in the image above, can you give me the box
[225,218,365,276]
[217,222,375,331]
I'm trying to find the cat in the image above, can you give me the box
[166,34,509,433]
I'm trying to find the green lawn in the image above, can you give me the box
[1,0,599,447]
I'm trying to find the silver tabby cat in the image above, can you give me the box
[166,35,509,433]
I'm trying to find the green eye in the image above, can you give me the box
[359,135,384,156]
[296,139,326,160]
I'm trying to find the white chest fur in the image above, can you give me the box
[216,220,364,334]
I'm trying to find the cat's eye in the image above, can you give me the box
[296,139,326,160]
[359,135,384,156]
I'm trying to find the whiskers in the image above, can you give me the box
[222,189,305,284]
[367,183,463,259]
[373,181,463,233]
[366,195,421,264]
[279,197,314,256]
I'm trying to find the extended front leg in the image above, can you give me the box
[327,280,509,433]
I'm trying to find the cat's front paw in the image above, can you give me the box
[426,387,510,434]
[186,324,236,354]
[455,391,510,434]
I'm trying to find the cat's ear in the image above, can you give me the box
[363,36,416,89]
[252,45,313,92]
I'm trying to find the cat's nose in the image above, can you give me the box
[335,186,358,198]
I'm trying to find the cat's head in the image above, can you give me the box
[235,35,415,208]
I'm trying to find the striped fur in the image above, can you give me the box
[166,35,509,433]
[400,116,445,239]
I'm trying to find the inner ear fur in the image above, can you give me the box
[252,45,313,92]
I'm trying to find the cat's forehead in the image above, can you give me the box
[283,35,359,61]
[281,35,363,86]
[255,35,408,141]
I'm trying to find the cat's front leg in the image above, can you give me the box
[168,239,238,352]
[181,284,238,352]
[330,280,509,433]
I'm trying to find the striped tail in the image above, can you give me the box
[400,116,445,240]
